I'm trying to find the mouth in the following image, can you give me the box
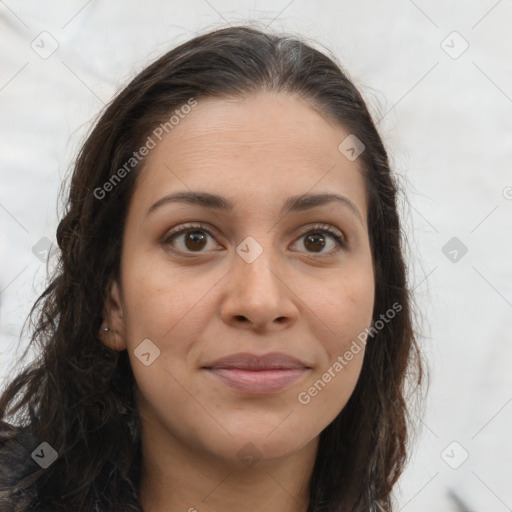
[202,352,311,394]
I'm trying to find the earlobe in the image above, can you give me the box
[99,279,127,351]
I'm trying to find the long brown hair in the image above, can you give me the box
[0,25,425,511]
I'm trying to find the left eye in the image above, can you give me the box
[290,225,345,255]
[162,223,345,256]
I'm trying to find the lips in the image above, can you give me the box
[202,352,311,394]
[202,352,310,371]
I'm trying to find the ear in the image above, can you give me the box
[99,278,127,351]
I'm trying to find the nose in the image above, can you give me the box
[219,248,299,332]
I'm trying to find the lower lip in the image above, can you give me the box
[205,368,308,394]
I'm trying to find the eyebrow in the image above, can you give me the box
[146,191,364,224]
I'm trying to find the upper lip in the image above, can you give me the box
[202,352,310,370]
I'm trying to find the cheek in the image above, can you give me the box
[301,266,373,413]
[120,255,219,343]
[295,349,364,439]
[310,265,375,358]
[297,283,371,419]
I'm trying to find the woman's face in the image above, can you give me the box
[104,92,375,465]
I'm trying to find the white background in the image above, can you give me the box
[1,1,511,511]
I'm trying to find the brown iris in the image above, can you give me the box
[304,232,326,252]
[184,230,208,251]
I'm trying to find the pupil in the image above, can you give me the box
[305,233,325,252]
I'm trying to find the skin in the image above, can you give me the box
[100,92,375,512]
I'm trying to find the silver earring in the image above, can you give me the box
[103,326,110,332]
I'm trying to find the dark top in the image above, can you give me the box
[0,426,41,510]
[0,425,144,511]
[0,426,37,483]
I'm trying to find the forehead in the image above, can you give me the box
[132,92,367,220]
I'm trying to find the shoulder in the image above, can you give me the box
[0,424,37,486]
[0,424,143,512]
[0,424,41,512]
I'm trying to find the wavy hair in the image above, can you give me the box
[0,25,425,511]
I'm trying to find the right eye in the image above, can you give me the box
[161,223,223,255]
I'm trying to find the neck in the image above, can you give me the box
[137,406,318,512]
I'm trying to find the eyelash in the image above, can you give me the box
[161,222,346,257]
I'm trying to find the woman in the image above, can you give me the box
[0,25,424,512]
